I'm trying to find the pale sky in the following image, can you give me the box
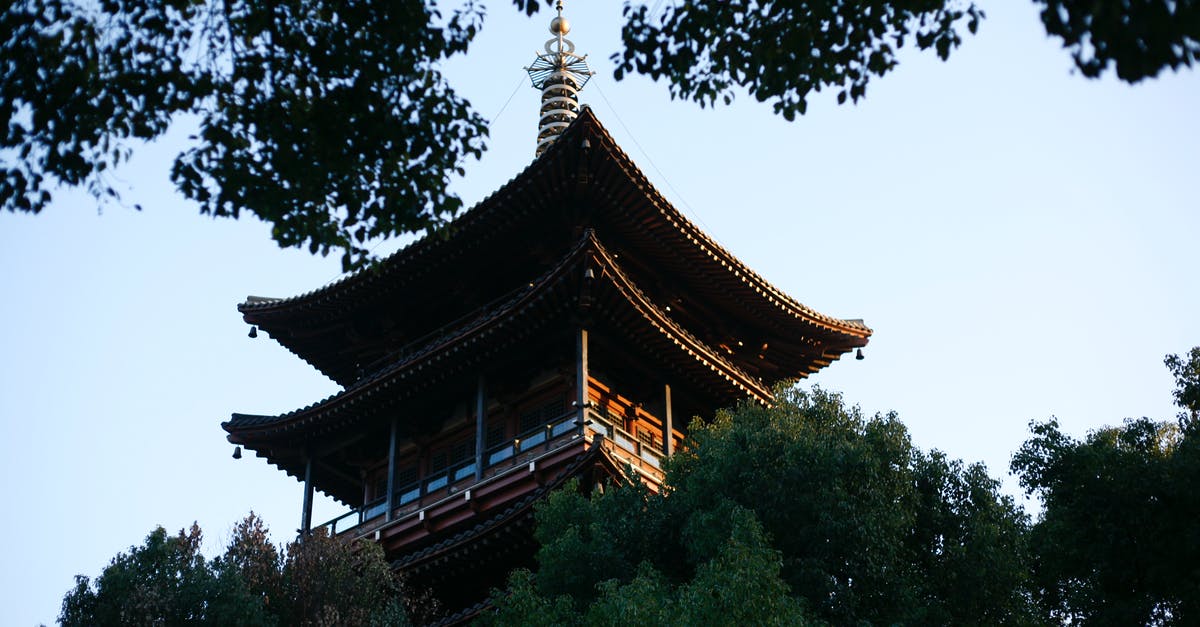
[2,2,1197,625]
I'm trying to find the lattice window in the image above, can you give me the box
[486,420,507,447]
[394,464,418,488]
[520,397,566,435]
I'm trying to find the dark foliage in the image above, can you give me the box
[486,387,1039,626]
[1012,348,1200,624]
[60,513,434,626]
[614,1,984,119]
[4,1,1190,268]
[1034,0,1199,82]
[2,0,487,270]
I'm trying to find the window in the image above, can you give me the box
[431,437,476,473]
[519,397,566,435]
[486,419,507,447]
[637,429,659,450]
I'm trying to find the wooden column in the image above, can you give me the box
[385,417,398,522]
[576,328,589,424]
[663,383,674,456]
[475,374,486,480]
[301,457,314,536]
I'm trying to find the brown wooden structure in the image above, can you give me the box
[224,108,871,623]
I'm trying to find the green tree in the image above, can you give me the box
[616,0,1197,121]
[2,0,487,270]
[485,386,1039,625]
[60,523,271,626]
[60,513,429,626]
[1164,346,1200,421]
[279,528,415,626]
[1034,0,1200,82]
[484,508,811,627]
[1011,348,1200,624]
[7,1,1190,269]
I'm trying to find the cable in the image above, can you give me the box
[490,73,529,128]
[590,79,717,236]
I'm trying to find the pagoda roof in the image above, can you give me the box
[239,107,870,387]
[226,232,772,465]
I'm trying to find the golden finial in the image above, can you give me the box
[525,0,594,157]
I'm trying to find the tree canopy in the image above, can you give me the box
[485,387,1039,626]
[1011,347,1200,624]
[4,1,1194,269]
[60,513,436,626]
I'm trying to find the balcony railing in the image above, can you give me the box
[315,412,579,537]
[584,407,665,472]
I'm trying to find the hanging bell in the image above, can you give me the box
[232,446,243,459]
[856,348,865,361]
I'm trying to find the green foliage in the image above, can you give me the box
[60,523,271,626]
[280,529,414,626]
[60,513,427,626]
[614,1,985,119]
[485,510,809,627]
[2,0,487,270]
[1165,346,1200,420]
[4,1,1190,265]
[486,386,1038,625]
[1011,347,1200,624]
[1014,418,1200,624]
[1033,0,1199,82]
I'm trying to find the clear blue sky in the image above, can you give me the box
[2,2,1197,624]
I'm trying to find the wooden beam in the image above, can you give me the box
[576,327,590,424]
[475,374,486,480]
[663,383,674,457]
[386,417,398,522]
[301,457,314,537]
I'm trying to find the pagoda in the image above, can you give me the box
[224,4,871,623]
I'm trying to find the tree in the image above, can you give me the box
[616,0,1198,121]
[485,386,1039,625]
[1033,0,1200,82]
[60,523,272,626]
[5,1,1192,268]
[1164,346,1200,422]
[482,506,812,627]
[1011,348,1200,624]
[60,513,432,626]
[2,0,488,270]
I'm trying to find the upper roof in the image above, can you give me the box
[239,108,870,388]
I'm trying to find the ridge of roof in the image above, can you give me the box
[239,108,868,343]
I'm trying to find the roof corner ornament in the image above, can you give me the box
[525,0,594,157]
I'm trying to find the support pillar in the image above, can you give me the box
[475,374,486,480]
[385,417,398,522]
[576,328,590,425]
[300,457,314,536]
[663,383,674,457]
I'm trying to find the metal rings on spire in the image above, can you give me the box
[525,1,594,157]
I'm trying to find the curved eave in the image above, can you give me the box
[237,109,870,385]
[582,112,871,343]
[226,233,773,444]
[224,234,589,443]
[588,238,773,403]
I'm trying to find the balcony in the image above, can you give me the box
[315,411,581,537]
[313,403,671,539]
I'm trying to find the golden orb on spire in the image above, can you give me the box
[525,0,593,157]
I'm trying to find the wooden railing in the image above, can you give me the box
[314,412,580,537]
[583,406,666,481]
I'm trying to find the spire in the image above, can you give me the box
[525,1,594,157]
